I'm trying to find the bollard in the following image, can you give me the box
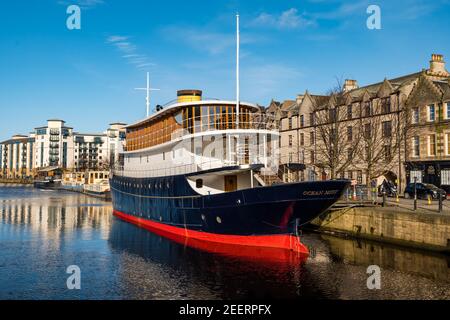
[438,193,443,213]
[427,195,432,205]
[413,178,417,211]
[396,193,399,203]
[382,191,386,207]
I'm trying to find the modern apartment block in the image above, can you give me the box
[275,54,450,193]
[34,120,74,169]
[0,135,35,179]
[0,120,126,178]
[73,123,126,171]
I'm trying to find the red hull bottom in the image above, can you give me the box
[113,210,309,263]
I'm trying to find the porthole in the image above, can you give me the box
[216,216,222,224]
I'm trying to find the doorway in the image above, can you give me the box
[224,175,238,192]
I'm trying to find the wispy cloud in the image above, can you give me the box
[249,8,316,30]
[106,35,155,69]
[162,26,260,55]
[57,0,104,10]
[310,0,370,20]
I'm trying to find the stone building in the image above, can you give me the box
[277,54,450,193]
[404,55,450,192]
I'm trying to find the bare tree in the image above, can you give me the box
[355,95,405,191]
[313,81,360,179]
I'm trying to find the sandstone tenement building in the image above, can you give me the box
[270,54,450,194]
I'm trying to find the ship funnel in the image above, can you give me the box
[177,90,202,103]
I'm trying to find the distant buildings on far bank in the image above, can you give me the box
[0,120,126,179]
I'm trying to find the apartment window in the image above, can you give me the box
[428,134,436,156]
[300,115,304,128]
[364,123,371,139]
[412,108,419,124]
[347,127,353,142]
[300,133,304,146]
[310,113,315,126]
[412,136,420,157]
[347,105,352,119]
[381,97,391,113]
[410,170,422,183]
[384,145,391,161]
[288,135,293,147]
[329,108,337,122]
[446,102,450,119]
[357,171,363,184]
[310,132,315,145]
[348,171,354,180]
[364,101,372,117]
[289,152,293,163]
[310,150,315,164]
[428,104,435,122]
[441,169,450,185]
[288,118,293,130]
[347,148,353,161]
[447,133,450,155]
[382,121,392,138]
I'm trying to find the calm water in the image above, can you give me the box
[0,186,449,300]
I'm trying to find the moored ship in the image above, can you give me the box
[110,89,349,255]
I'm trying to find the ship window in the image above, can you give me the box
[196,179,203,188]
[174,111,183,125]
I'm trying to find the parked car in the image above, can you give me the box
[404,183,447,200]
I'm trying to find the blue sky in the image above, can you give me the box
[1,0,450,140]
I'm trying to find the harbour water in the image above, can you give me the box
[0,186,449,300]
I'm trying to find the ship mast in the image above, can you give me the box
[135,72,160,117]
[236,14,240,129]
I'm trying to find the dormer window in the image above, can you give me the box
[428,104,436,122]
[364,101,372,117]
[381,97,391,114]
[412,108,419,124]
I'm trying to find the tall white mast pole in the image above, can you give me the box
[236,14,240,129]
[146,72,150,117]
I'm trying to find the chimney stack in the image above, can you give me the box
[343,79,359,92]
[429,54,448,75]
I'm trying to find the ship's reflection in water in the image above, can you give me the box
[0,187,449,300]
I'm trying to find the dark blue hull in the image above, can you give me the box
[110,174,349,237]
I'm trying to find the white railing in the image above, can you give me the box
[112,158,241,178]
